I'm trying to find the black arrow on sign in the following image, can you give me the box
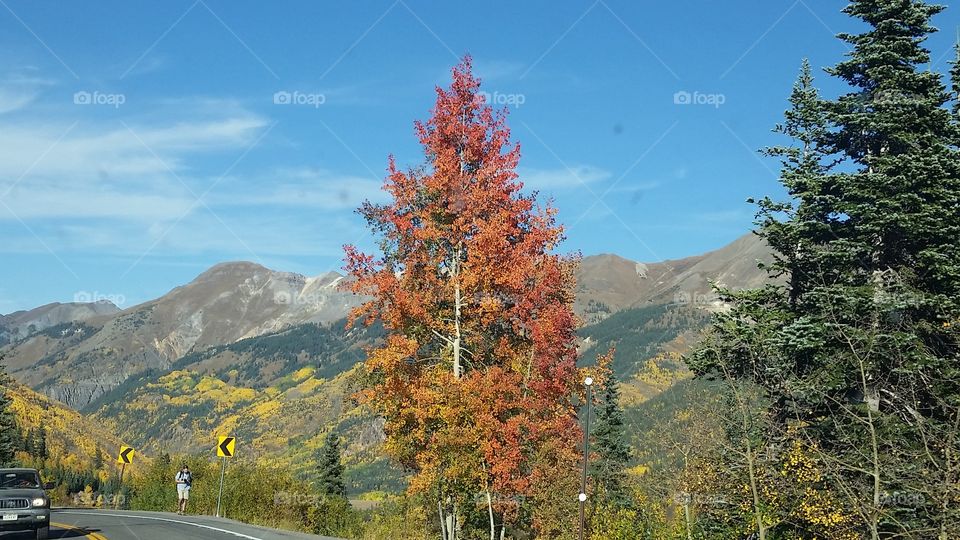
[120,447,133,463]
[219,437,234,457]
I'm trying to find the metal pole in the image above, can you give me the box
[578,378,593,540]
[216,457,226,518]
[116,463,126,510]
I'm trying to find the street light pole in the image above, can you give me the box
[578,376,594,540]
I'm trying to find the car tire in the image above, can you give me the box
[35,525,49,540]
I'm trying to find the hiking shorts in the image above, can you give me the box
[177,484,190,500]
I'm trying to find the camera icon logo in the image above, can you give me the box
[673,90,692,105]
[273,91,292,105]
[73,91,92,105]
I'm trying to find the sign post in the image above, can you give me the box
[215,436,235,518]
[116,446,134,510]
[578,377,593,540]
[116,446,134,482]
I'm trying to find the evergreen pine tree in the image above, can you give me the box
[31,423,48,461]
[0,359,18,467]
[826,10,960,536]
[951,39,960,154]
[316,431,346,499]
[757,58,837,310]
[589,373,632,507]
[691,2,960,537]
[25,428,35,457]
[12,428,25,453]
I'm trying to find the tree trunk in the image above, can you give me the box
[451,499,459,540]
[439,499,449,540]
[483,461,497,540]
[486,489,496,540]
[452,243,463,379]
[745,443,766,540]
[859,363,881,540]
[940,411,960,539]
[681,453,694,540]
[438,497,458,540]
[727,372,766,540]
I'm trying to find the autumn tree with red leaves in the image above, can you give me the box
[345,57,584,539]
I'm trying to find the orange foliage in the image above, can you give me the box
[345,57,582,530]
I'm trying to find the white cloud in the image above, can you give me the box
[0,184,196,220]
[214,167,387,210]
[0,87,37,114]
[144,212,364,258]
[0,111,379,257]
[0,72,55,114]
[473,60,526,82]
[518,165,611,190]
[121,55,168,77]
[0,94,270,227]
[0,202,367,260]
[0,115,266,180]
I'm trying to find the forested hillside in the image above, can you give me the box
[86,306,709,499]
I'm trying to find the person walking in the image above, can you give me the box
[175,464,192,515]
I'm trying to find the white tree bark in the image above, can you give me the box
[438,500,449,540]
[452,243,463,379]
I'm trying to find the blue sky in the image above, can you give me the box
[1,1,958,312]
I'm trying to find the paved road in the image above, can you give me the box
[0,509,342,540]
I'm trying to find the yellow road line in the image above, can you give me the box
[51,521,108,540]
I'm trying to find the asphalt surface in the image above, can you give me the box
[0,509,343,540]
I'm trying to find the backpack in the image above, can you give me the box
[177,471,192,486]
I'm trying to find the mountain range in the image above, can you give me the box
[1,232,770,494]
[1,263,360,408]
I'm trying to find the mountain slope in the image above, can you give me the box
[1,264,362,409]
[579,303,711,378]
[89,304,712,497]
[0,301,118,345]
[1,233,769,410]
[6,378,125,470]
[88,320,400,494]
[575,232,769,323]
[1,232,773,496]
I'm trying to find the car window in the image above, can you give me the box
[0,472,40,489]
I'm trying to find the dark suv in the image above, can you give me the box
[0,468,52,540]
